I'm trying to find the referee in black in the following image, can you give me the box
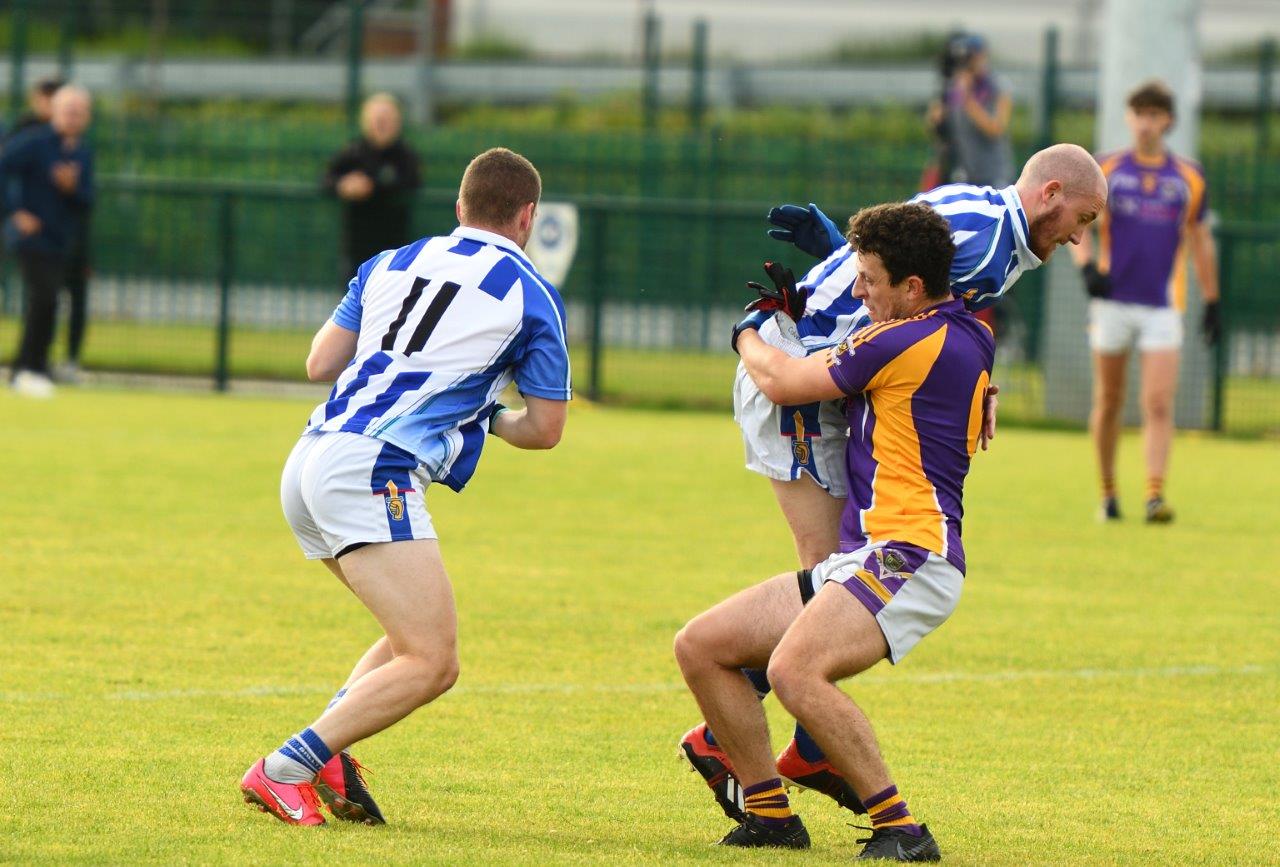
[0,85,93,398]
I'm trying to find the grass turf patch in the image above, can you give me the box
[1,388,1277,863]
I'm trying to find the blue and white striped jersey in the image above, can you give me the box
[304,226,572,492]
[785,184,1042,352]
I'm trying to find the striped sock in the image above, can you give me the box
[325,687,348,712]
[864,784,922,836]
[1146,476,1164,501]
[263,727,333,784]
[743,777,793,828]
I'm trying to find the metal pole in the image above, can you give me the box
[689,18,708,132]
[345,0,365,133]
[1257,38,1275,157]
[8,0,28,125]
[588,208,608,402]
[214,192,236,392]
[641,11,660,133]
[1210,228,1232,431]
[413,0,437,127]
[1038,26,1059,150]
[58,2,76,79]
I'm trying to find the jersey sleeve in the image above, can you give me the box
[826,320,927,396]
[1183,161,1209,226]
[948,225,1004,309]
[331,250,389,332]
[515,276,573,401]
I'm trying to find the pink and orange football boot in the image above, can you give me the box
[239,758,326,826]
[314,751,386,825]
[775,738,864,814]
[679,723,745,821]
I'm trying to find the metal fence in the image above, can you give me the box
[1,176,1276,436]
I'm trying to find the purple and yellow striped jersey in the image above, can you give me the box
[826,299,995,573]
[1096,149,1208,310]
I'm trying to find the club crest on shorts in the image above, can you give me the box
[791,410,811,465]
[879,548,908,574]
[384,480,405,521]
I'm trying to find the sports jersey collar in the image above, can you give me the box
[450,225,532,262]
[998,184,1042,271]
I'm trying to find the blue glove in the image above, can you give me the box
[731,309,772,355]
[766,202,844,260]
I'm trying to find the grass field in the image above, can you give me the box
[2,388,1278,864]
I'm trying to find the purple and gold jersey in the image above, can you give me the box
[1097,149,1208,309]
[826,299,995,573]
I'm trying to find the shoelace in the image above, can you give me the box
[346,754,374,790]
[848,823,876,845]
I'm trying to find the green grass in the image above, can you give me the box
[1,388,1277,863]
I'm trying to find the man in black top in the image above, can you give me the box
[2,78,63,145]
[323,94,422,277]
[0,85,93,398]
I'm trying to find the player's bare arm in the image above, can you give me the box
[490,396,566,450]
[305,320,358,381]
[737,329,844,406]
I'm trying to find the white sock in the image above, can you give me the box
[263,750,316,784]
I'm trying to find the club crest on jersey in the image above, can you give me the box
[826,340,850,367]
[384,480,405,521]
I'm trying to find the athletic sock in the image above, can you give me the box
[792,724,825,762]
[743,667,772,698]
[1102,476,1117,499]
[703,726,718,747]
[742,777,794,828]
[325,687,348,712]
[1146,476,1164,501]
[263,727,333,784]
[865,784,922,836]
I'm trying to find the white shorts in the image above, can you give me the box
[281,431,436,560]
[1089,299,1183,353]
[732,363,850,499]
[802,542,963,663]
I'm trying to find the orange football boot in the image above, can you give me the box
[239,758,326,826]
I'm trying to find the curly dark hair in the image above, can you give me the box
[845,202,955,299]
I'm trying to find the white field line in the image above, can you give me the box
[0,663,1270,704]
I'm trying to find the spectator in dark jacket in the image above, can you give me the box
[2,77,63,147]
[1,85,93,398]
[323,93,422,277]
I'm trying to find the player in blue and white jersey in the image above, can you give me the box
[240,148,571,827]
[685,144,1108,826]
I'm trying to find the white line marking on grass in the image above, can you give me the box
[0,663,1270,704]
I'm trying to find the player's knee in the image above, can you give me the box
[765,654,818,714]
[402,652,459,705]
[673,619,712,673]
[1144,393,1173,422]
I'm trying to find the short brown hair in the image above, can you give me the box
[846,203,955,299]
[459,147,542,228]
[1127,79,1175,116]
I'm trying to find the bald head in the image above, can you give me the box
[361,93,402,149]
[1016,143,1109,260]
[50,84,92,140]
[1018,143,1107,201]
